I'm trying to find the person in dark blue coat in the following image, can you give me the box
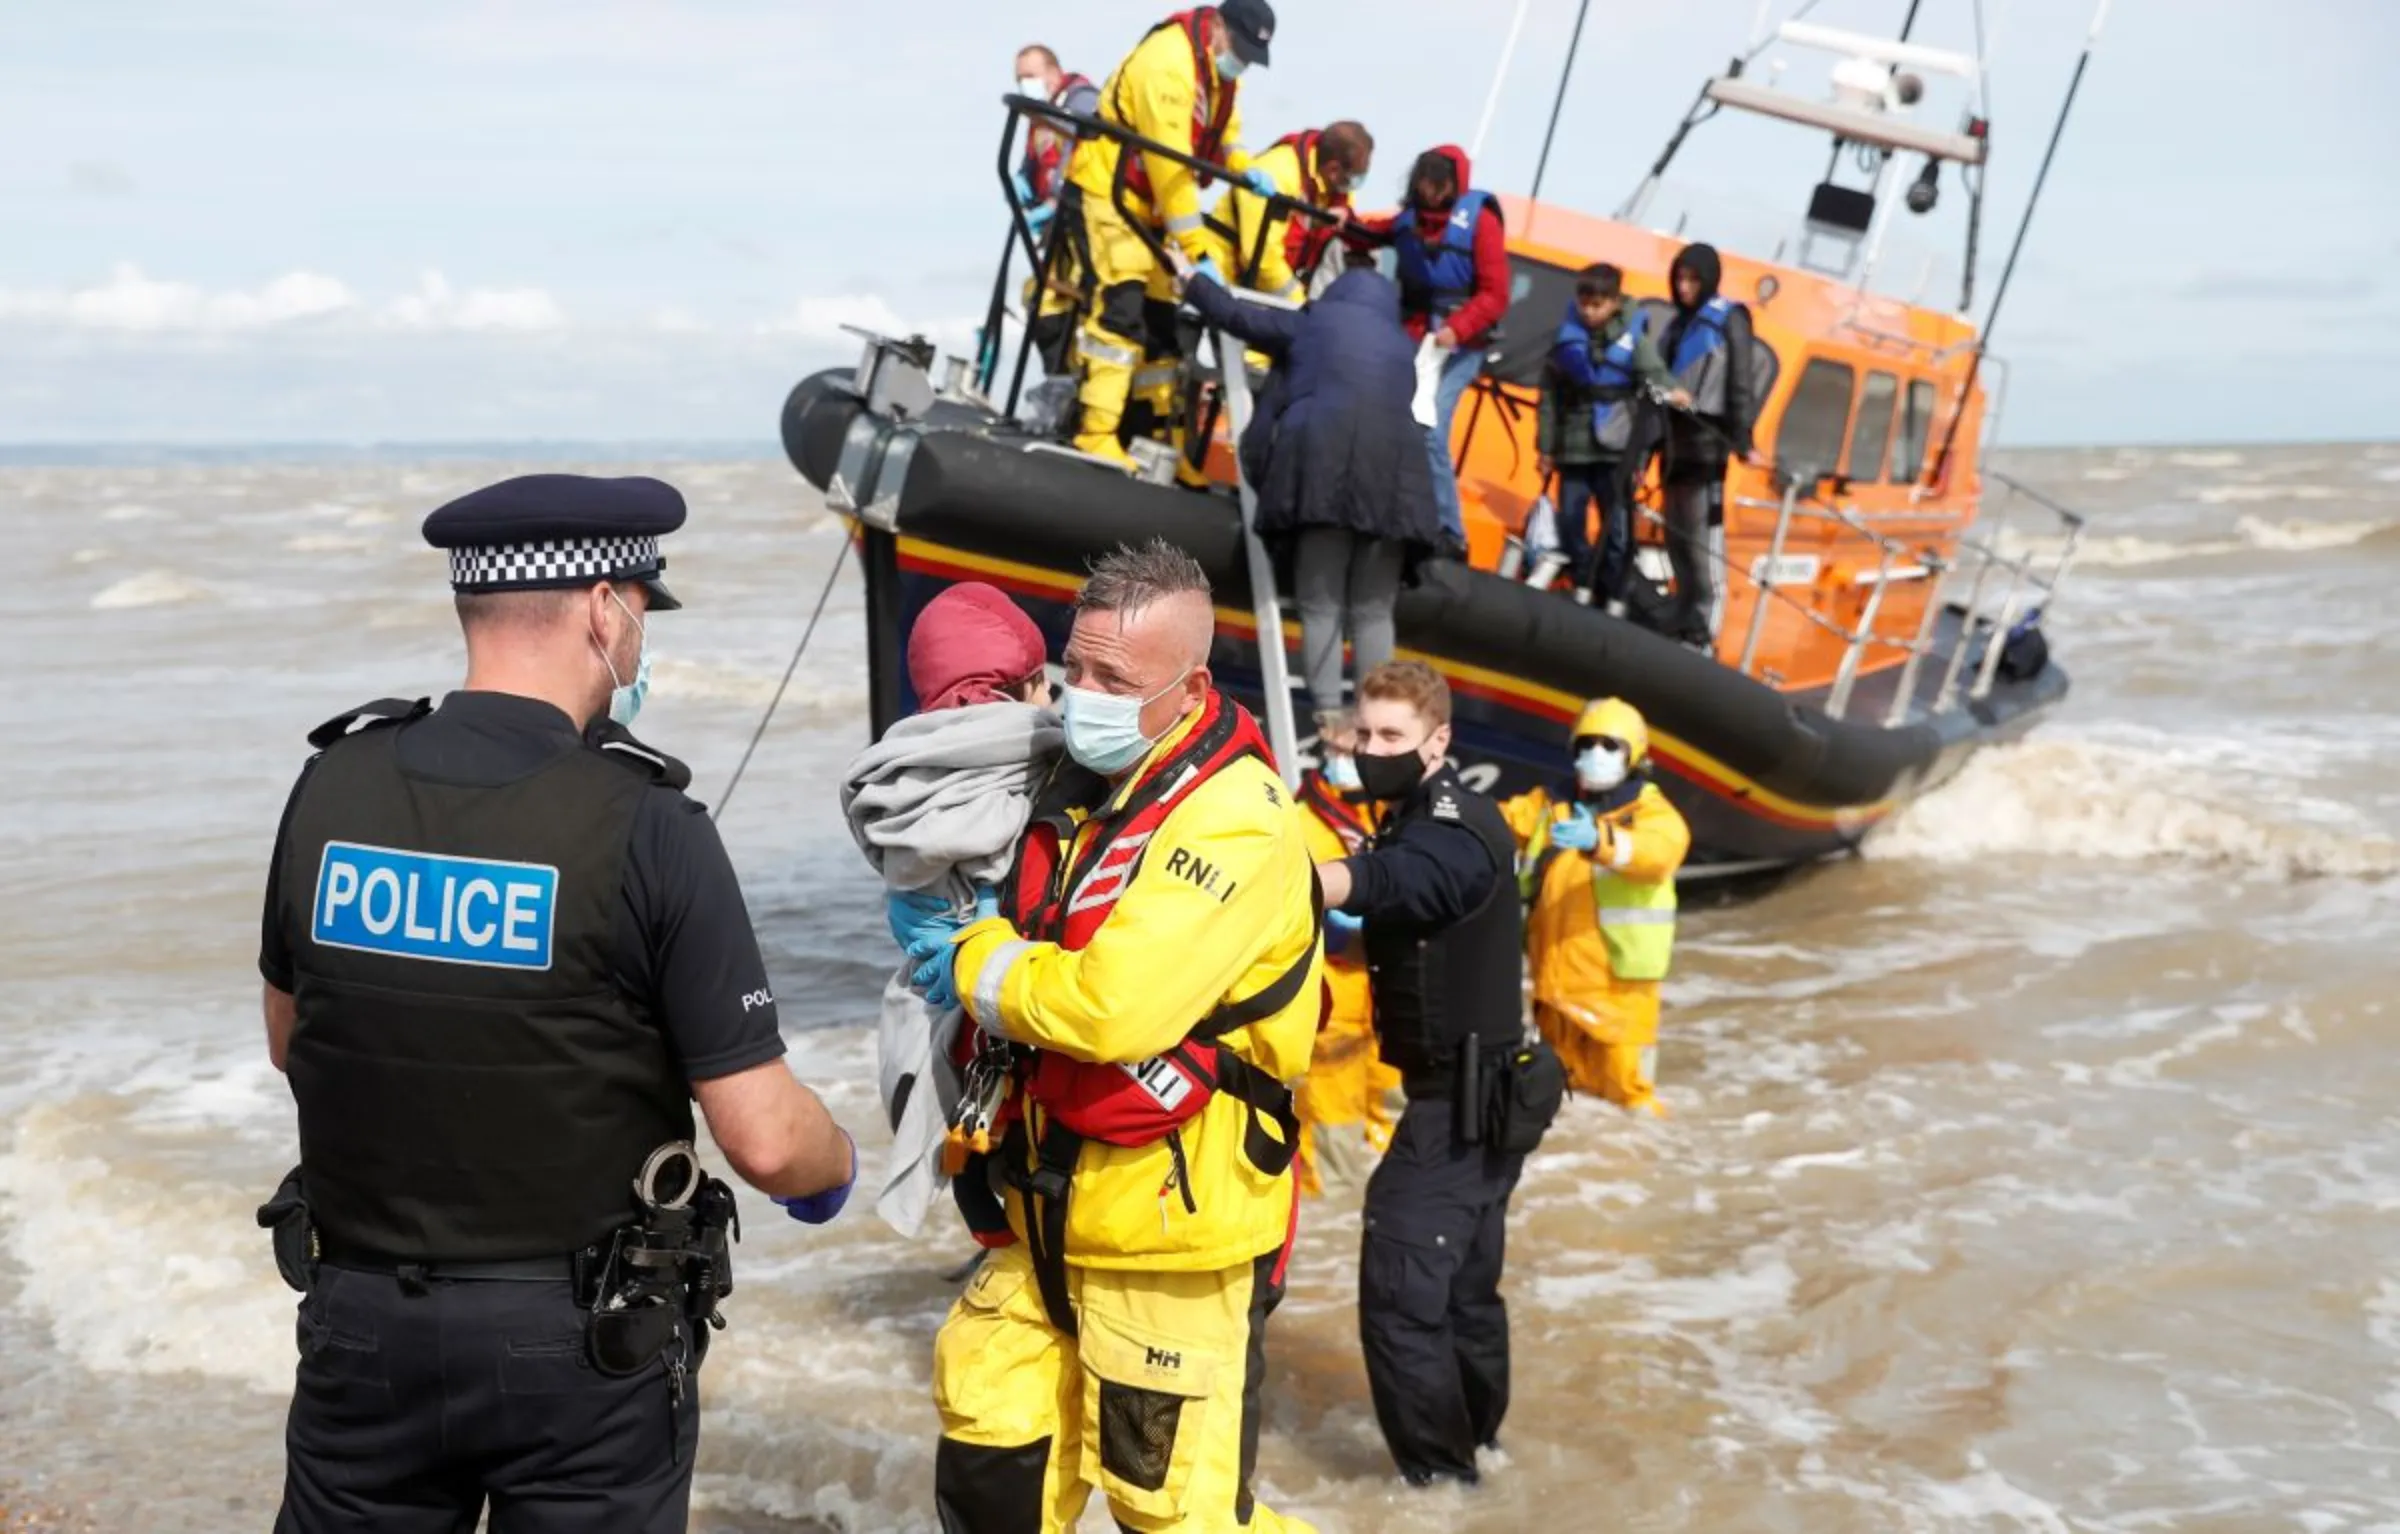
[1181,262,1443,731]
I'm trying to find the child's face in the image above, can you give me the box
[1577,295,1620,330]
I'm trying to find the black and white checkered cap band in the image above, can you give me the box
[448,536,660,592]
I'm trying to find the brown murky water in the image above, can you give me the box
[5,443,2397,1531]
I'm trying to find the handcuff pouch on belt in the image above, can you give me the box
[585,1142,740,1391]
[254,1164,318,1294]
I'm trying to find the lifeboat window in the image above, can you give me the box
[1486,257,1581,387]
[1847,370,1899,482]
[1891,378,1939,482]
[1775,358,1855,480]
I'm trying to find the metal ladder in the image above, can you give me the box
[1202,328,1302,789]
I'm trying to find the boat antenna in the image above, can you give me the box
[1931,0,2111,484]
[1525,0,1593,238]
[1469,0,1532,162]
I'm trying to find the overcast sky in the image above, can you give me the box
[2,0,2392,447]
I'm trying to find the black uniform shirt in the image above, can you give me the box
[1338,765,1505,932]
[258,691,787,1085]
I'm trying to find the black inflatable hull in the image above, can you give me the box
[781,370,2067,876]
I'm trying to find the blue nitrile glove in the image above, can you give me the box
[1550,806,1600,853]
[1190,254,1226,292]
[1242,166,1279,198]
[772,1131,858,1226]
[1324,906,1364,955]
[903,886,1004,1010]
[886,889,955,954]
[1025,199,1055,235]
[1011,169,1037,208]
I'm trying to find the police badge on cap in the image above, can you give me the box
[422,473,687,611]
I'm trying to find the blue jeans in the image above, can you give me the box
[1553,459,1630,599]
[1422,343,1484,547]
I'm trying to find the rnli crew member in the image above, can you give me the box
[1501,698,1689,1115]
[1292,713,1399,1195]
[257,474,858,1533]
[911,540,1322,1532]
[1015,44,1103,377]
[1315,661,1526,1488]
[1351,146,1510,558]
[1657,241,1761,646]
[1065,1,1278,474]
[1208,121,1372,303]
[1536,264,1685,609]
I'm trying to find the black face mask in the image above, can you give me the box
[1355,748,1427,802]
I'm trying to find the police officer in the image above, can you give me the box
[1313,659,1526,1489]
[256,474,858,1533]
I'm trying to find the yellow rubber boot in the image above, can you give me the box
[1072,327,1139,470]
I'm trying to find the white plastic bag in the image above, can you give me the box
[1411,335,1453,429]
[1522,493,1560,557]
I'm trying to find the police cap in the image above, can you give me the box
[422,473,686,611]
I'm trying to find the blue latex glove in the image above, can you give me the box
[1242,166,1279,198]
[772,1131,858,1226]
[1323,906,1364,955]
[885,889,956,954]
[1189,254,1226,291]
[1550,806,1600,853]
[1025,199,1055,235]
[1011,169,1037,208]
[902,885,1003,1010]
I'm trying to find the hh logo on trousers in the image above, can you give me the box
[311,841,559,971]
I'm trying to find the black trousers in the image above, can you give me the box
[275,1265,698,1534]
[1552,457,1633,601]
[1357,1094,1524,1486]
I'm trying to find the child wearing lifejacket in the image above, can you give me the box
[1500,697,1690,1115]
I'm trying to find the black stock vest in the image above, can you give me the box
[1363,765,1526,1091]
[276,699,694,1261]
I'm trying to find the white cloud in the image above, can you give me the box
[760,293,978,352]
[0,263,357,331]
[377,271,565,333]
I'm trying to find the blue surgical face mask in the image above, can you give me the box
[1576,743,1628,793]
[1062,668,1191,775]
[1323,754,1362,791]
[1216,48,1248,78]
[594,589,652,728]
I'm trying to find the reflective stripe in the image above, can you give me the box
[1163,211,1205,235]
[1076,331,1140,368]
[1609,834,1635,871]
[1270,278,1305,302]
[973,939,1032,1029]
[1131,362,1182,394]
[1598,907,1676,927]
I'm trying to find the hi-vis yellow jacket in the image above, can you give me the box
[1500,781,1690,1047]
[1069,11,1251,262]
[1210,134,1320,302]
[954,706,1320,1273]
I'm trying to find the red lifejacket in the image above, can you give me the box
[1298,768,1373,854]
[999,691,1311,1148]
[1272,130,1353,282]
[1114,9,1239,207]
[1027,72,1096,204]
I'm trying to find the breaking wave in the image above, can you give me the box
[1875,739,2400,880]
[90,569,210,609]
[1994,516,2398,570]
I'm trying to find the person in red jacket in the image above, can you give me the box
[1352,145,1511,559]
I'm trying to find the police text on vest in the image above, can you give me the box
[312,841,559,971]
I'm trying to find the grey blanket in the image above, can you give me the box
[839,701,1061,1236]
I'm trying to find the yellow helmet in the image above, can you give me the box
[1572,697,1649,768]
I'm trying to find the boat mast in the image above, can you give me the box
[1932,0,2112,482]
[1524,0,1594,240]
[1468,0,1533,162]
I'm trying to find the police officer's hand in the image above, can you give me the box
[772,1130,858,1225]
[1550,805,1600,853]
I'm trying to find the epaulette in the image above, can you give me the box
[306,697,431,751]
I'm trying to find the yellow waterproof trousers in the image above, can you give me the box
[933,1244,1314,1533]
[1072,195,1182,464]
[1293,1018,1399,1197]
[1537,1001,1666,1117]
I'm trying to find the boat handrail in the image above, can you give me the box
[1699,465,2085,723]
[981,94,1343,414]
